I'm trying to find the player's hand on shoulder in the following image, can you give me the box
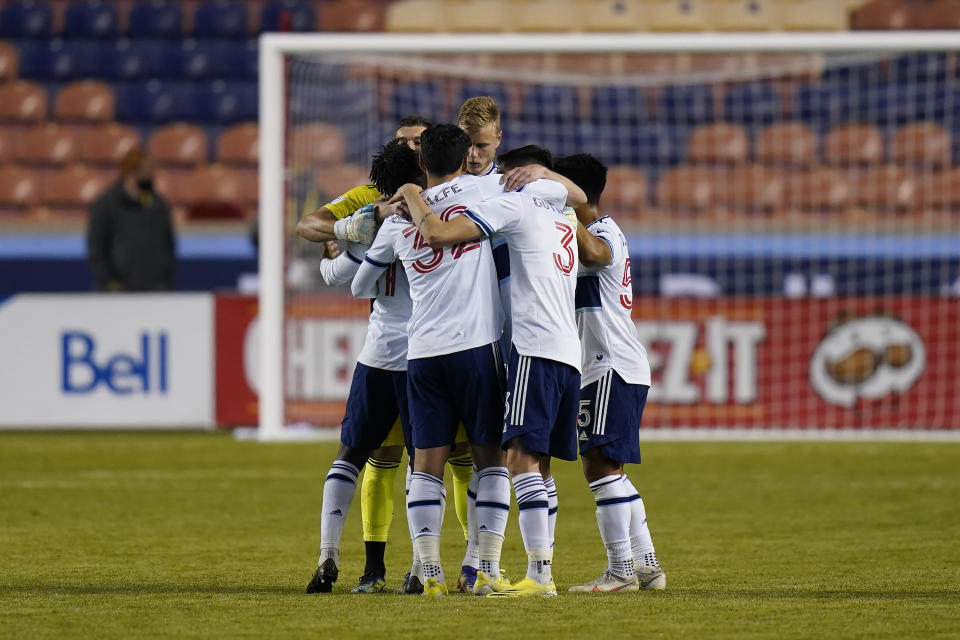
[388,183,423,204]
[324,240,341,258]
[500,165,548,192]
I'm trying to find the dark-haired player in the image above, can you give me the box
[553,153,665,593]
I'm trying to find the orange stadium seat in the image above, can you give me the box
[852,165,919,211]
[0,81,48,124]
[44,165,112,209]
[711,0,780,30]
[645,0,714,31]
[784,166,853,212]
[154,168,193,208]
[148,124,208,167]
[0,165,41,215]
[16,123,79,166]
[54,81,115,123]
[79,123,140,166]
[754,122,818,167]
[185,164,248,220]
[0,41,19,81]
[579,0,648,31]
[686,123,750,166]
[319,0,386,31]
[851,0,916,29]
[891,122,951,167]
[516,0,581,32]
[601,165,649,217]
[780,0,848,30]
[917,0,960,29]
[217,123,258,167]
[656,166,717,212]
[385,0,448,32]
[448,0,512,32]
[920,166,960,210]
[0,128,13,163]
[290,123,346,169]
[315,164,370,201]
[823,124,885,167]
[714,165,786,212]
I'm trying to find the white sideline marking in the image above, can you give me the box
[638,428,960,442]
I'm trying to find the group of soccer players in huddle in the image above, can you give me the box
[296,97,663,597]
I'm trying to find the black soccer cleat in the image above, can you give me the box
[395,571,424,595]
[306,558,339,593]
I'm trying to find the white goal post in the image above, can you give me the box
[257,32,960,442]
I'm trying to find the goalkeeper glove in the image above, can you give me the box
[564,206,578,226]
[333,204,377,244]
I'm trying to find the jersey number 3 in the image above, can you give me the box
[553,222,575,275]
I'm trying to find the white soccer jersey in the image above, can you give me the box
[576,216,651,386]
[320,247,411,371]
[353,174,507,359]
[463,182,581,372]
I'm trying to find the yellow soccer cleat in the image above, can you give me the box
[473,570,512,596]
[486,576,557,598]
[423,577,448,597]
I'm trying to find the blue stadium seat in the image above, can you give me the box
[173,40,229,80]
[521,85,578,123]
[388,81,446,122]
[0,1,53,39]
[194,1,247,39]
[586,123,689,168]
[100,39,166,80]
[261,1,315,32]
[590,86,646,125]
[230,39,258,79]
[862,81,955,126]
[820,60,881,85]
[64,1,119,39]
[793,82,859,130]
[129,1,183,38]
[891,52,949,83]
[15,39,99,80]
[658,83,714,124]
[200,81,258,122]
[290,81,375,124]
[723,82,780,127]
[115,81,200,123]
[454,83,511,118]
[503,119,586,158]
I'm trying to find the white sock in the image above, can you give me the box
[405,464,420,578]
[407,471,446,583]
[621,475,659,568]
[318,460,359,566]
[461,468,480,570]
[590,474,635,578]
[476,466,510,578]
[512,471,552,584]
[544,475,558,550]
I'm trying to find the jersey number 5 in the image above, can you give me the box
[553,222,575,275]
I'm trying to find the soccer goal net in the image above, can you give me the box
[256,33,960,440]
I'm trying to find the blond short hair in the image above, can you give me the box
[457,96,501,133]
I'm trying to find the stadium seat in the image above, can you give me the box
[0,164,42,213]
[890,53,950,83]
[384,0,448,31]
[315,164,370,201]
[0,41,19,81]
[0,81,48,123]
[917,0,960,29]
[754,122,817,167]
[115,81,200,123]
[589,123,687,167]
[0,128,12,163]
[16,123,79,165]
[589,86,647,126]
[722,82,781,127]
[601,165,649,215]
[148,123,209,167]
[645,0,714,31]
[779,0,848,30]
[193,1,247,38]
[388,81,447,123]
[851,0,916,30]
[516,0,581,32]
[261,1,315,32]
[184,164,248,220]
[920,166,960,209]
[0,1,53,39]
[713,165,786,212]
[448,0,512,32]
[291,123,347,169]
[64,1,119,38]
[319,0,386,32]
[99,39,165,80]
[217,122,258,166]
[793,82,861,129]
[79,122,140,165]
[891,122,951,167]
[784,166,852,212]
[173,40,229,80]
[686,123,750,166]
[200,81,257,123]
[290,80,374,124]
[579,0,648,31]
[656,166,717,211]
[15,39,98,81]
[44,165,112,208]
[521,85,579,123]
[154,168,192,207]
[658,83,715,125]
[54,80,115,123]
[851,165,918,211]
[129,1,183,38]
[823,123,885,167]
[711,0,780,30]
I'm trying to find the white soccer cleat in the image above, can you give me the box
[568,570,639,593]
[636,565,666,590]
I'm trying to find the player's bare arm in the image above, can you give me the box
[393,183,484,247]
[575,214,613,268]
[296,206,338,242]
[499,165,588,207]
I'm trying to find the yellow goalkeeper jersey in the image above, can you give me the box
[324,184,381,219]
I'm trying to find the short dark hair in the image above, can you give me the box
[419,124,471,177]
[397,114,432,129]
[553,153,608,206]
[369,138,424,197]
[497,145,553,172]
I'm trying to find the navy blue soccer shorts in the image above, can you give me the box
[577,369,649,465]
[340,363,411,454]
[501,346,581,461]
[407,341,506,450]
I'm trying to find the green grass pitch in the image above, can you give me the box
[1,432,958,639]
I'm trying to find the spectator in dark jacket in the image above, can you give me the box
[87,149,176,291]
